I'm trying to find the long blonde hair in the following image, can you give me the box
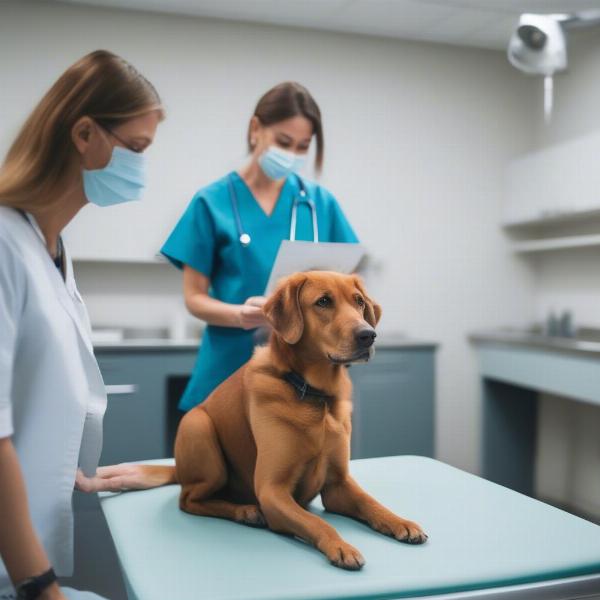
[0,50,163,210]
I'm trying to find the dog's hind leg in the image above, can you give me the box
[175,407,266,527]
[179,491,266,527]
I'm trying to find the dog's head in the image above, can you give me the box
[263,271,382,364]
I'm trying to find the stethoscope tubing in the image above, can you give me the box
[228,173,318,246]
[289,185,318,243]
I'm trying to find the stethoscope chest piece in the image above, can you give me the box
[239,233,251,247]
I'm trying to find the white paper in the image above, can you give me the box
[265,240,366,294]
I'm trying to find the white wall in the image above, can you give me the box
[0,0,538,474]
[528,30,600,518]
[530,29,600,329]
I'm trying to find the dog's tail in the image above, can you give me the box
[77,464,179,493]
[137,464,178,486]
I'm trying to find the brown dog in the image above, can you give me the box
[174,271,428,569]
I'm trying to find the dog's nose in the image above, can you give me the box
[355,328,376,349]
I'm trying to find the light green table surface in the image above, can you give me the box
[99,456,600,600]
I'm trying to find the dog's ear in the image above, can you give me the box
[352,275,382,327]
[263,274,307,344]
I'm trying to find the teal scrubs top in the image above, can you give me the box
[161,172,359,411]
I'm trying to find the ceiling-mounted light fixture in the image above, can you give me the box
[508,10,600,122]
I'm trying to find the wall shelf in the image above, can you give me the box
[512,234,600,253]
[72,254,170,265]
[503,208,600,231]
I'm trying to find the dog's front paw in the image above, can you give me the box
[235,505,267,528]
[319,539,365,570]
[372,517,428,545]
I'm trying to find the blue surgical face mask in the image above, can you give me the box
[83,145,147,207]
[258,146,306,181]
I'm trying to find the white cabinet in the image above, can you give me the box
[504,130,600,227]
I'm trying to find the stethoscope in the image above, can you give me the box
[228,173,319,247]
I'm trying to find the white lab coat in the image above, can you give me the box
[0,207,107,591]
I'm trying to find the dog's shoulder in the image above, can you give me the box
[243,347,321,422]
[244,345,286,397]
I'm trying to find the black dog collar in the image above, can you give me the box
[283,371,334,403]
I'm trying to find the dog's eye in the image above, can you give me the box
[316,296,332,308]
[356,296,365,307]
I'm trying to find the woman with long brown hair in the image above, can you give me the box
[161,82,359,412]
[0,51,165,600]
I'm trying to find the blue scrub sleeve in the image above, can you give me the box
[328,196,359,243]
[160,194,216,277]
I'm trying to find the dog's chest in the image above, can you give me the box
[294,412,348,506]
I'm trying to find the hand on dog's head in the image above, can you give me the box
[263,271,381,365]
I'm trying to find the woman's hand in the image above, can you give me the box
[238,296,269,330]
[75,464,176,493]
[183,267,269,330]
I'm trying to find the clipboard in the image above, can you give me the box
[265,240,366,294]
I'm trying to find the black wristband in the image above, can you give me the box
[15,568,57,600]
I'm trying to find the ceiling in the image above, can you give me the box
[53,0,600,50]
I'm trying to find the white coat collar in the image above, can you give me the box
[21,211,94,357]
[18,209,106,477]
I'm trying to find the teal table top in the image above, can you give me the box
[99,456,600,600]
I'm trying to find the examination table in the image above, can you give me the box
[99,456,600,600]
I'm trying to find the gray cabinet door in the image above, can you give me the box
[350,348,435,459]
[96,347,434,464]
[96,350,197,465]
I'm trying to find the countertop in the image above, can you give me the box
[93,338,201,352]
[470,328,600,358]
[93,332,438,352]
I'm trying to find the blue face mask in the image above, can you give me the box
[258,146,306,181]
[83,145,147,207]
